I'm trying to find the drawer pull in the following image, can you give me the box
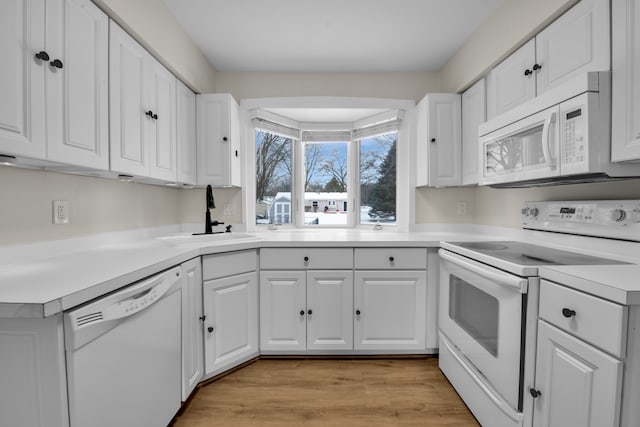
[307,309,313,315]
[389,256,395,262]
[299,310,305,316]
[207,326,214,333]
[562,308,576,318]
[355,309,361,315]
[529,388,542,398]
[304,256,309,262]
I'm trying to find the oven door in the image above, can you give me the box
[439,249,528,410]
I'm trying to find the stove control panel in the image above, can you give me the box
[521,200,640,241]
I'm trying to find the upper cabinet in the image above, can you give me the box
[487,0,610,119]
[461,79,486,186]
[0,0,109,170]
[176,81,197,185]
[416,93,462,187]
[109,21,177,182]
[197,94,242,187]
[611,0,640,162]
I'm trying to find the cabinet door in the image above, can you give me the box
[45,0,108,170]
[203,271,258,376]
[259,271,306,351]
[0,0,46,159]
[461,79,486,186]
[146,55,176,181]
[428,93,462,187]
[487,39,536,119]
[197,93,240,186]
[180,257,203,401]
[535,0,610,95]
[612,0,640,162]
[109,21,148,176]
[306,270,353,350]
[176,80,197,185]
[354,270,427,351]
[533,321,622,427]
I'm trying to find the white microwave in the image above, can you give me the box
[478,72,640,187]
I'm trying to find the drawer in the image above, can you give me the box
[354,248,427,270]
[203,250,257,280]
[260,248,353,270]
[539,279,628,358]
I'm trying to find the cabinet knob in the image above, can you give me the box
[307,309,312,315]
[524,69,533,76]
[235,150,239,157]
[199,315,206,321]
[207,326,214,333]
[430,138,436,143]
[529,388,541,398]
[50,59,63,69]
[389,256,395,262]
[34,51,50,61]
[562,308,576,318]
[355,309,361,315]
[299,310,305,316]
[304,256,309,262]
[532,63,542,71]
[222,137,228,142]
[145,110,154,118]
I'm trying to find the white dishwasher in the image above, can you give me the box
[65,266,182,427]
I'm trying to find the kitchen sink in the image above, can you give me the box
[156,232,258,246]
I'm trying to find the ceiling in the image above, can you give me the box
[162,0,506,73]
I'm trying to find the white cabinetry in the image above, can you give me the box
[461,79,486,185]
[0,315,69,427]
[197,94,242,187]
[260,248,354,353]
[612,0,640,162]
[0,0,108,170]
[487,0,610,119]
[531,280,624,427]
[416,93,462,187]
[109,21,177,181]
[202,250,258,377]
[180,257,203,401]
[176,80,197,185]
[353,248,427,351]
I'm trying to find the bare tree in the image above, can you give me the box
[255,131,291,201]
[304,144,321,191]
[319,148,348,191]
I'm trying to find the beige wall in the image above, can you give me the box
[440,0,579,92]
[179,187,243,227]
[0,167,180,245]
[93,0,216,92]
[216,72,441,102]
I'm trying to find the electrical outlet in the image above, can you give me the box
[53,200,69,224]
[456,201,467,216]
[223,203,233,216]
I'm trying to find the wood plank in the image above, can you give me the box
[172,357,479,426]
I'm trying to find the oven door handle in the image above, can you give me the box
[439,250,528,293]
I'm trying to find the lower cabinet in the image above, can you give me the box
[180,257,203,401]
[532,321,622,427]
[354,270,427,351]
[202,250,259,377]
[260,270,354,352]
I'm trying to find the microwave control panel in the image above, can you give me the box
[521,200,640,241]
[562,106,587,165]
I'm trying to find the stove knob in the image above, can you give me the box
[609,208,626,222]
[529,208,539,218]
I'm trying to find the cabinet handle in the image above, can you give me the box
[430,138,436,143]
[300,310,305,316]
[529,388,541,398]
[355,309,361,315]
[532,63,542,71]
[222,137,228,142]
[389,256,395,262]
[207,326,214,333]
[50,59,63,69]
[199,315,206,321]
[562,308,576,318]
[524,69,533,76]
[145,110,154,119]
[235,150,239,157]
[307,309,312,315]
[153,113,158,120]
[34,51,50,61]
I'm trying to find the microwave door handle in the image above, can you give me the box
[541,111,556,166]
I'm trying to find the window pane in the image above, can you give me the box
[255,130,292,225]
[360,132,397,224]
[304,141,348,226]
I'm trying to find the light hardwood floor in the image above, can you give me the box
[172,357,480,426]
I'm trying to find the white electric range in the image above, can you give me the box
[438,200,640,427]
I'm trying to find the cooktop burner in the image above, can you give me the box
[454,241,626,266]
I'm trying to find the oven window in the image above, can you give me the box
[449,275,499,357]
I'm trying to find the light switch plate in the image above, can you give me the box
[53,200,69,224]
